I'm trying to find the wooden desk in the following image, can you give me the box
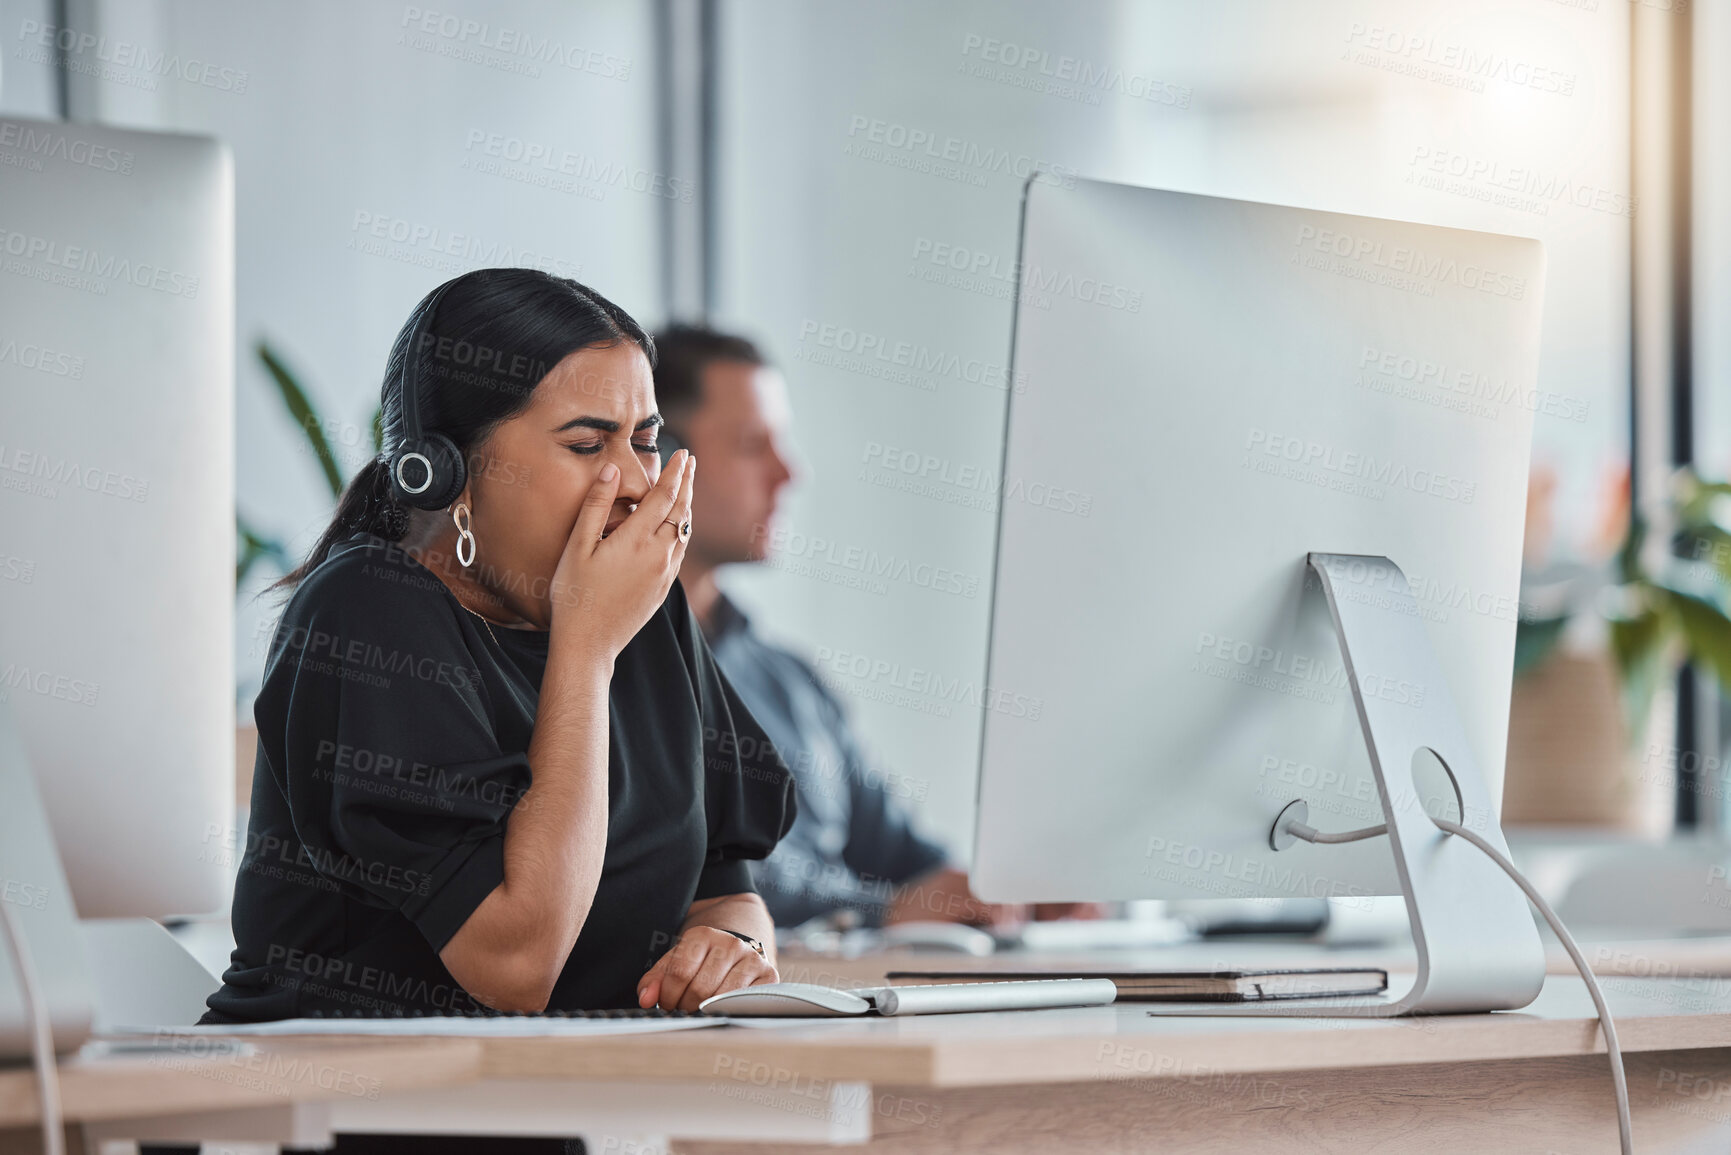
[0,1035,477,1151]
[6,970,1730,1154]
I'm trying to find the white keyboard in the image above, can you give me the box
[701,978,1119,1017]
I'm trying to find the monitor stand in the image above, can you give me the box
[1,701,217,1058]
[0,700,94,1056]
[1149,553,1546,1019]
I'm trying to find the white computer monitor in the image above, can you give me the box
[0,117,235,920]
[973,177,1545,910]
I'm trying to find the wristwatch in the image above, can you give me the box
[719,928,767,959]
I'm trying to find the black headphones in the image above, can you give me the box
[388,281,467,511]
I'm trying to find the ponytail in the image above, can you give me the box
[268,456,410,593]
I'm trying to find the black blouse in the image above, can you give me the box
[205,533,795,1019]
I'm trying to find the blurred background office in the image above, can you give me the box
[2,0,1725,880]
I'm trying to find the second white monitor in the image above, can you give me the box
[0,118,234,919]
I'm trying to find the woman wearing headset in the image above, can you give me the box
[205,268,795,1026]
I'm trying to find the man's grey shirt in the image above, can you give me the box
[703,593,947,926]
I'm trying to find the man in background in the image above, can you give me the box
[651,325,1004,928]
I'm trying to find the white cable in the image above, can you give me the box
[1290,820,1388,844]
[0,900,65,1155]
[1287,815,1632,1155]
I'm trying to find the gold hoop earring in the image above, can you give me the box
[452,502,476,568]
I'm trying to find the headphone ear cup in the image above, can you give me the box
[391,432,467,511]
[419,431,467,510]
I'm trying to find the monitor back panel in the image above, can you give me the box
[973,177,1544,903]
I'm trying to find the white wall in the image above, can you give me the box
[1,0,668,700]
[714,0,1634,857]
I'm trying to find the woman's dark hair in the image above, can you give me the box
[275,268,655,590]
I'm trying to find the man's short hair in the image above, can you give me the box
[651,324,767,426]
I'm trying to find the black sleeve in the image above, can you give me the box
[255,558,528,952]
[671,582,797,900]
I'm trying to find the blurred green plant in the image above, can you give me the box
[1516,468,1731,743]
[235,340,382,588]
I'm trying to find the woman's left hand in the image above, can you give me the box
[637,926,778,1011]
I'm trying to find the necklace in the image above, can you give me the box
[404,543,510,647]
[454,597,503,649]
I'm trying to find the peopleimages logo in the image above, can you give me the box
[860,440,1093,517]
[16,19,249,92]
[1294,224,1526,300]
[796,319,1027,394]
[1342,22,1576,97]
[0,442,149,502]
[1407,145,1635,220]
[0,663,99,707]
[267,622,483,694]
[910,238,1142,312]
[1306,558,1523,627]
[399,7,632,80]
[959,34,1192,108]
[751,524,981,599]
[0,227,201,298]
[348,210,581,280]
[0,337,84,379]
[844,114,1077,188]
[0,879,49,911]
[461,130,693,203]
[1242,428,1477,506]
[1357,344,1587,424]
[1141,834,1376,907]
[811,643,1044,721]
[0,123,133,174]
[264,944,485,1014]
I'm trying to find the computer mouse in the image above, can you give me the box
[699,982,874,1017]
[877,921,996,956]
